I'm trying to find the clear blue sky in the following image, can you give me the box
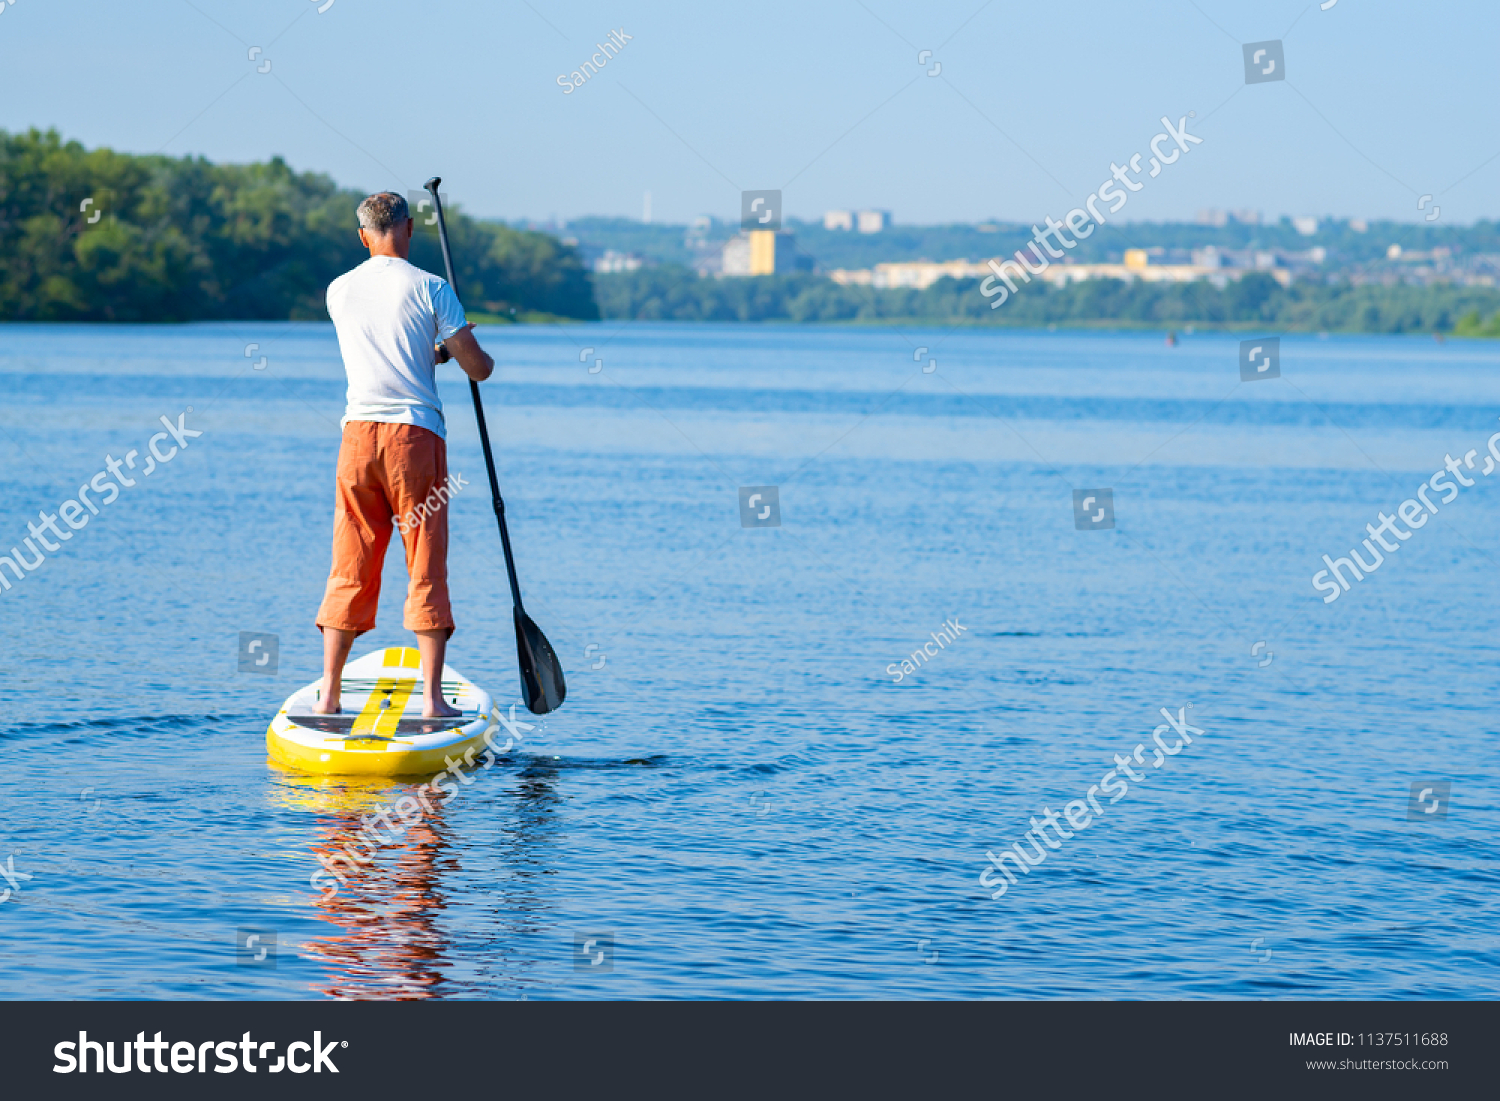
[2,0,1495,227]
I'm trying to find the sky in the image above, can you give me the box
[1,0,1497,227]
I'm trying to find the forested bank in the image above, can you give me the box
[9,128,1500,334]
[0,129,597,323]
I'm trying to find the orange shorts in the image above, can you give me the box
[316,422,455,637]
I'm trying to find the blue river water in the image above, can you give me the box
[0,321,1496,999]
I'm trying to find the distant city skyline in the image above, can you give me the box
[544,209,1484,230]
[2,0,1497,227]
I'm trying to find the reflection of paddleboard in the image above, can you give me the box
[267,647,496,776]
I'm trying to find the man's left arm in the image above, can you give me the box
[432,280,493,382]
[442,323,494,382]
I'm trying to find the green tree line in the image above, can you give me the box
[597,266,1500,332]
[8,128,1500,333]
[0,129,598,322]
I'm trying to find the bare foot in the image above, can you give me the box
[313,702,342,715]
[424,698,463,719]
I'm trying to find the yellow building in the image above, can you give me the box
[721,230,804,276]
[748,230,780,275]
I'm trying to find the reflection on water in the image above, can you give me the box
[268,760,564,999]
[462,763,566,999]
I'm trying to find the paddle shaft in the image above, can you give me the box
[423,179,527,615]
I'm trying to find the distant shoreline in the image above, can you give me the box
[2,317,1494,337]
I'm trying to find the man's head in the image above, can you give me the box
[356,192,413,258]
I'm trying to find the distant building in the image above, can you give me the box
[1193,246,1322,273]
[1292,216,1319,236]
[827,247,1308,292]
[720,230,810,276]
[821,209,890,232]
[1195,208,1261,227]
[721,235,751,275]
[748,230,787,275]
[1034,250,1291,289]
[593,249,644,274]
[829,259,991,289]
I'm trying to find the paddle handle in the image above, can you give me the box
[423,178,527,615]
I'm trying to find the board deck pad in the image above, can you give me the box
[266,646,499,776]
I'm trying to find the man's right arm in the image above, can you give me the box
[441,323,494,382]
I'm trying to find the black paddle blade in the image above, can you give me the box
[514,606,566,715]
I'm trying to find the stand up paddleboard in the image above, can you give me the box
[267,646,497,776]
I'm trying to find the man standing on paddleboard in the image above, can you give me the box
[313,191,494,719]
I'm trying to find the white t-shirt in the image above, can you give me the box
[326,255,468,439]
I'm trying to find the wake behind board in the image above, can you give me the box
[267,646,497,776]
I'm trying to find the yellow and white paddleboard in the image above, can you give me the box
[267,646,497,776]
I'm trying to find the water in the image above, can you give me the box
[0,321,1496,999]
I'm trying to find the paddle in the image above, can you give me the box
[423,177,566,715]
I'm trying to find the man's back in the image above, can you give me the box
[327,255,467,440]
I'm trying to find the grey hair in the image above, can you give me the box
[356,191,410,233]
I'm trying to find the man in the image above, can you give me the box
[314,191,494,718]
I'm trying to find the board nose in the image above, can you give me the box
[382,646,422,670]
